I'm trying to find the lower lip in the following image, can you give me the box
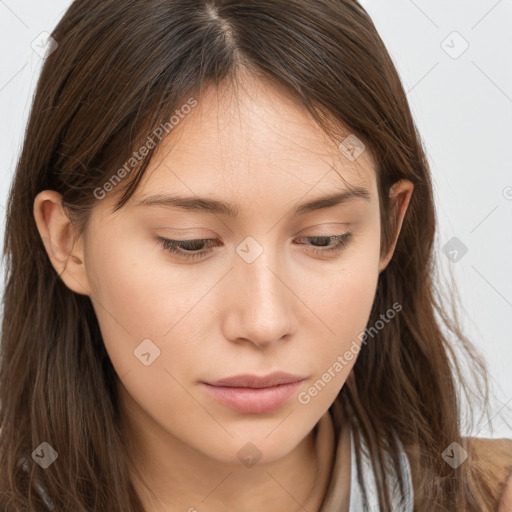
[201,380,304,414]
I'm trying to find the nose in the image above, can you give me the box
[221,247,296,349]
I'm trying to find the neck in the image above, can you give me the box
[120,390,340,512]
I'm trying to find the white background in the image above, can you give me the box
[1,0,511,438]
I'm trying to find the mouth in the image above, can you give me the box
[201,372,306,414]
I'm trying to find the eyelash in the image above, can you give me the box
[155,233,352,261]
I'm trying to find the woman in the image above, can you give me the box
[1,0,511,510]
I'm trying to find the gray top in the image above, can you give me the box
[320,399,414,512]
[347,422,414,511]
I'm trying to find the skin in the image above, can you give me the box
[34,72,413,512]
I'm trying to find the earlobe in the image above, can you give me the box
[33,190,91,296]
[378,180,414,273]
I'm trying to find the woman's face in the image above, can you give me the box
[53,75,409,465]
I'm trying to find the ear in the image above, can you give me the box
[378,179,414,273]
[33,190,91,296]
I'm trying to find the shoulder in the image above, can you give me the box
[464,436,512,510]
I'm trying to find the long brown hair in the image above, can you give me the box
[0,0,504,510]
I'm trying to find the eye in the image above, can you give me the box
[293,233,352,255]
[155,236,220,261]
[155,232,352,261]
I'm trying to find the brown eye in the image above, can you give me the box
[155,237,219,260]
[293,233,352,255]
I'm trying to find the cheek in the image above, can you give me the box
[305,237,380,336]
[87,224,191,323]
[297,236,381,385]
[84,227,222,385]
[84,230,176,370]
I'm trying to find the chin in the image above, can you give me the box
[197,430,305,467]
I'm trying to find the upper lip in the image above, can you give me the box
[205,372,306,389]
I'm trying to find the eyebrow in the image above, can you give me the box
[135,187,371,217]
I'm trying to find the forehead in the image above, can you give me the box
[120,75,377,213]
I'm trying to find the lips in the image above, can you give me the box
[201,372,306,414]
[206,372,305,389]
